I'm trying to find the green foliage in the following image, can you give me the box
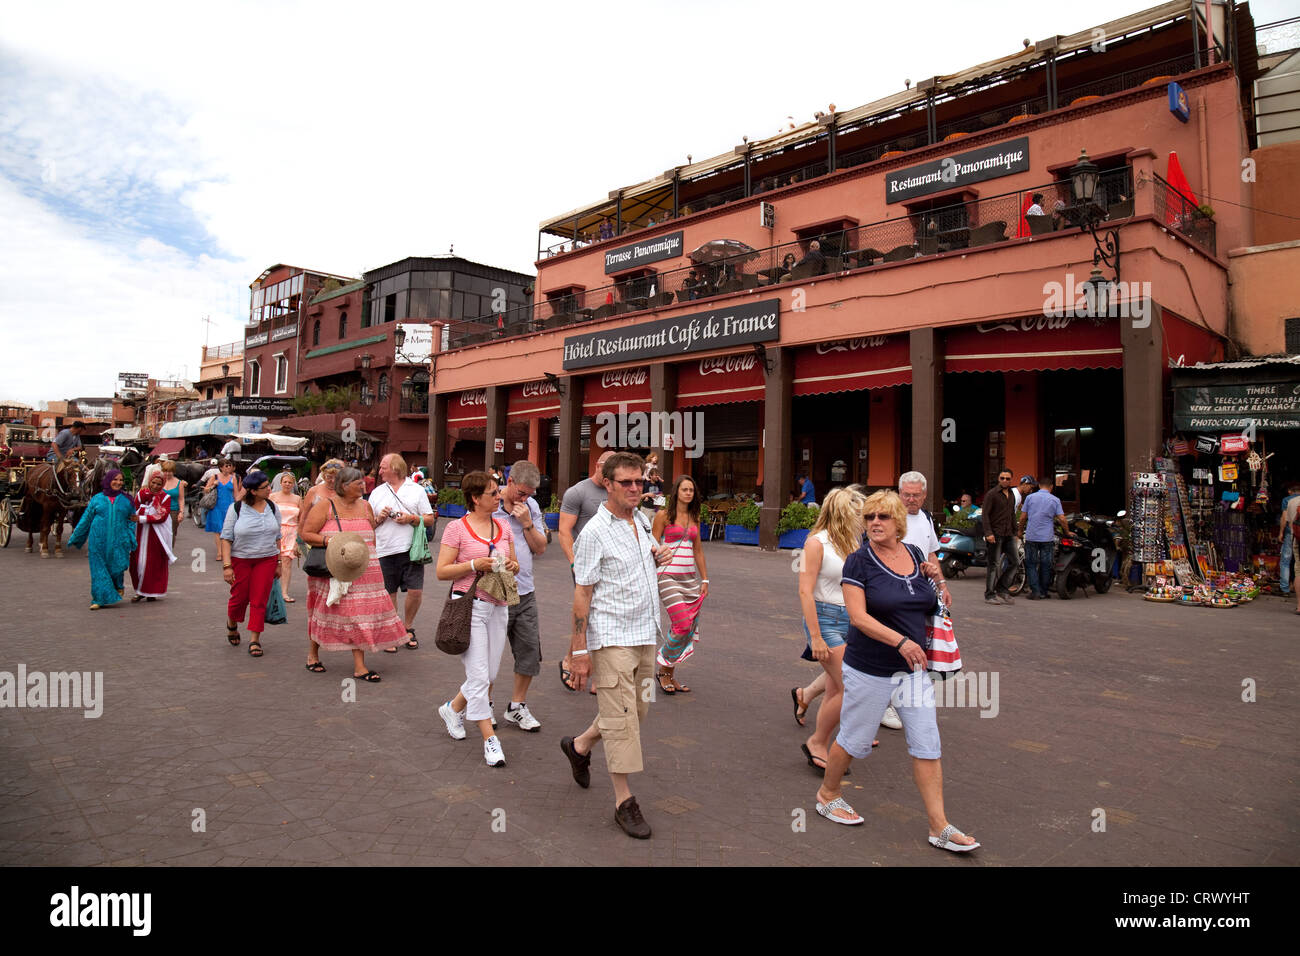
[438,487,466,507]
[777,501,818,535]
[726,501,760,530]
[946,509,980,534]
[321,386,359,413]
[699,501,710,525]
[289,391,327,415]
[546,494,561,513]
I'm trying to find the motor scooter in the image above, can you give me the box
[1051,511,1125,599]
[937,506,1025,594]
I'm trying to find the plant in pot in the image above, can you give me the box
[724,501,761,545]
[438,486,467,518]
[777,501,818,548]
[699,500,711,540]
[544,494,561,531]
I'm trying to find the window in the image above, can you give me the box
[377,372,390,402]
[338,311,347,339]
[248,360,261,397]
[206,387,214,400]
[274,353,288,394]
[312,320,320,346]
[384,294,397,324]
[225,384,234,398]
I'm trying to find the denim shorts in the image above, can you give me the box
[801,600,848,661]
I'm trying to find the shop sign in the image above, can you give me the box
[581,367,651,414]
[603,231,684,274]
[521,380,558,398]
[246,331,269,347]
[678,352,765,408]
[395,323,434,365]
[229,397,294,417]
[886,136,1029,204]
[117,372,148,391]
[562,299,779,371]
[176,398,228,420]
[1174,383,1300,431]
[270,324,298,342]
[815,336,888,353]
[458,389,486,408]
[507,379,561,421]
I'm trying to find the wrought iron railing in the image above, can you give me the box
[1152,172,1216,256]
[452,170,1134,350]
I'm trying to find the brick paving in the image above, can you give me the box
[0,526,1296,866]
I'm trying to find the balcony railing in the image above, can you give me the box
[1152,172,1216,256]
[453,170,1133,350]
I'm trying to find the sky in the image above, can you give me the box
[0,0,1292,407]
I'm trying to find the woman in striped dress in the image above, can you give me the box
[651,475,709,694]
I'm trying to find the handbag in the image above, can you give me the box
[303,500,343,578]
[924,601,962,674]
[199,486,218,510]
[264,576,287,626]
[435,571,484,655]
[408,514,433,565]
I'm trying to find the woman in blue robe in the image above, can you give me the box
[68,469,138,609]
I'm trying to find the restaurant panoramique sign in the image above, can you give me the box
[562,299,779,371]
[886,136,1030,203]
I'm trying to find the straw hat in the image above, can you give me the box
[325,532,368,582]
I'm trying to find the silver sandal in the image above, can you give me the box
[815,797,864,826]
[929,823,980,852]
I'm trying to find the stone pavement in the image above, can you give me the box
[0,526,1296,867]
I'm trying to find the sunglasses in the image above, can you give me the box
[999,476,1012,481]
[864,512,896,522]
[611,478,645,488]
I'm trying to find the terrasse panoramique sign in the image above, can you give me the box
[562,299,780,371]
[886,136,1030,203]
[603,231,684,274]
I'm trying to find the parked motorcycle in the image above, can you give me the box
[937,506,1025,595]
[1051,510,1125,599]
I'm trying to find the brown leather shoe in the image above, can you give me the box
[615,796,651,839]
[560,736,591,789]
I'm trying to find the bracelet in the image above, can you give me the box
[894,636,908,650]
[702,579,709,583]
[571,649,589,656]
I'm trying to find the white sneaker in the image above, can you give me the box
[503,702,541,732]
[438,701,466,740]
[483,735,506,767]
[880,705,903,730]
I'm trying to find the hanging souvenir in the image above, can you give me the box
[1218,461,1238,482]
[1220,434,1249,454]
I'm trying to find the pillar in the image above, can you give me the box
[909,327,944,510]
[1123,302,1164,484]
[649,362,677,477]
[557,374,584,494]
[1003,372,1042,482]
[485,385,507,472]
[427,392,448,487]
[867,389,900,487]
[525,417,543,467]
[759,346,793,551]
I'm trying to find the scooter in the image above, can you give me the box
[937,507,1025,594]
[1051,511,1124,599]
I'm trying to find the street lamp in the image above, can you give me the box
[393,326,406,350]
[360,352,372,370]
[1069,148,1121,295]
[221,362,230,379]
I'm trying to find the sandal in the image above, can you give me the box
[816,796,864,826]
[802,743,850,775]
[405,629,418,650]
[131,595,144,603]
[353,671,381,683]
[558,660,579,692]
[384,646,399,653]
[657,672,676,695]
[284,596,295,603]
[791,687,809,726]
[304,660,326,673]
[928,823,980,852]
[669,675,690,693]
[226,623,240,646]
[248,641,263,657]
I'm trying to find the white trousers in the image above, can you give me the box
[458,598,508,721]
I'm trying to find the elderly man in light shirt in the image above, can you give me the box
[559,452,672,839]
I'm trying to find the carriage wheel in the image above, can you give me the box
[0,499,12,548]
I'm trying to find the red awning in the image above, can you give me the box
[1162,313,1223,368]
[151,438,187,457]
[507,380,562,421]
[794,335,912,395]
[677,353,765,407]
[944,318,1122,372]
[582,367,651,415]
[446,388,487,427]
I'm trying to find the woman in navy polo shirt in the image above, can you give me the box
[813,489,980,852]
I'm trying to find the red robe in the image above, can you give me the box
[130,489,176,597]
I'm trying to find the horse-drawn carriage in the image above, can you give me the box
[0,429,94,554]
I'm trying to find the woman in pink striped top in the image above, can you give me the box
[650,475,709,694]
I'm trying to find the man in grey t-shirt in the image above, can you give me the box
[557,450,614,690]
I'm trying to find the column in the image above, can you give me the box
[1123,302,1164,483]
[867,389,900,487]
[759,346,793,551]
[1003,372,1042,481]
[649,362,677,473]
[485,385,507,472]
[909,327,944,509]
[525,417,543,466]
[556,374,584,494]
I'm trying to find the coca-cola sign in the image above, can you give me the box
[458,389,486,407]
[598,368,649,390]
[976,315,1078,333]
[699,354,758,376]
[815,336,888,354]
[521,380,558,398]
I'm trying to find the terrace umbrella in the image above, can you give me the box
[1165,151,1198,226]
[689,239,758,263]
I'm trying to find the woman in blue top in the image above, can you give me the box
[813,489,980,853]
[68,469,138,609]
[203,459,242,554]
[159,459,186,540]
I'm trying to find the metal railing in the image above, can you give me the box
[202,342,243,359]
[1152,172,1216,256]
[450,170,1133,350]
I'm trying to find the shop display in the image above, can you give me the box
[1129,472,1167,564]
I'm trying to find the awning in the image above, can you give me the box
[507,381,562,421]
[944,318,1122,372]
[105,426,142,442]
[794,335,912,395]
[1163,313,1223,368]
[158,415,243,438]
[677,353,765,407]
[582,368,651,416]
[151,438,187,457]
[228,432,309,452]
[447,389,487,427]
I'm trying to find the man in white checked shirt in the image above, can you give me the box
[559,452,672,839]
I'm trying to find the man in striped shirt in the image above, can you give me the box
[559,452,671,839]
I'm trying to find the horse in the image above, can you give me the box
[21,458,91,558]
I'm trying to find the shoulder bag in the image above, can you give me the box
[303,500,343,578]
[435,570,484,655]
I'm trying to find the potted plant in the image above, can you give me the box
[777,501,818,549]
[699,501,711,541]
[544,494,561,531]
[438,486,467,518]
[724,501,761,545]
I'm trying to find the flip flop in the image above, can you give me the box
[815,797,863,826]
[929,824,980,852]
[353,671,381,683]
[558,660,578,692]
[304,661,326,673]
[802,743,850,775]
[284,596,296,603]
[404,629,418,650]
[791,687,809,726]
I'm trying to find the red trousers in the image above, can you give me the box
[228,555,277,633]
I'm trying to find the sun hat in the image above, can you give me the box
[325,532,368,582]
